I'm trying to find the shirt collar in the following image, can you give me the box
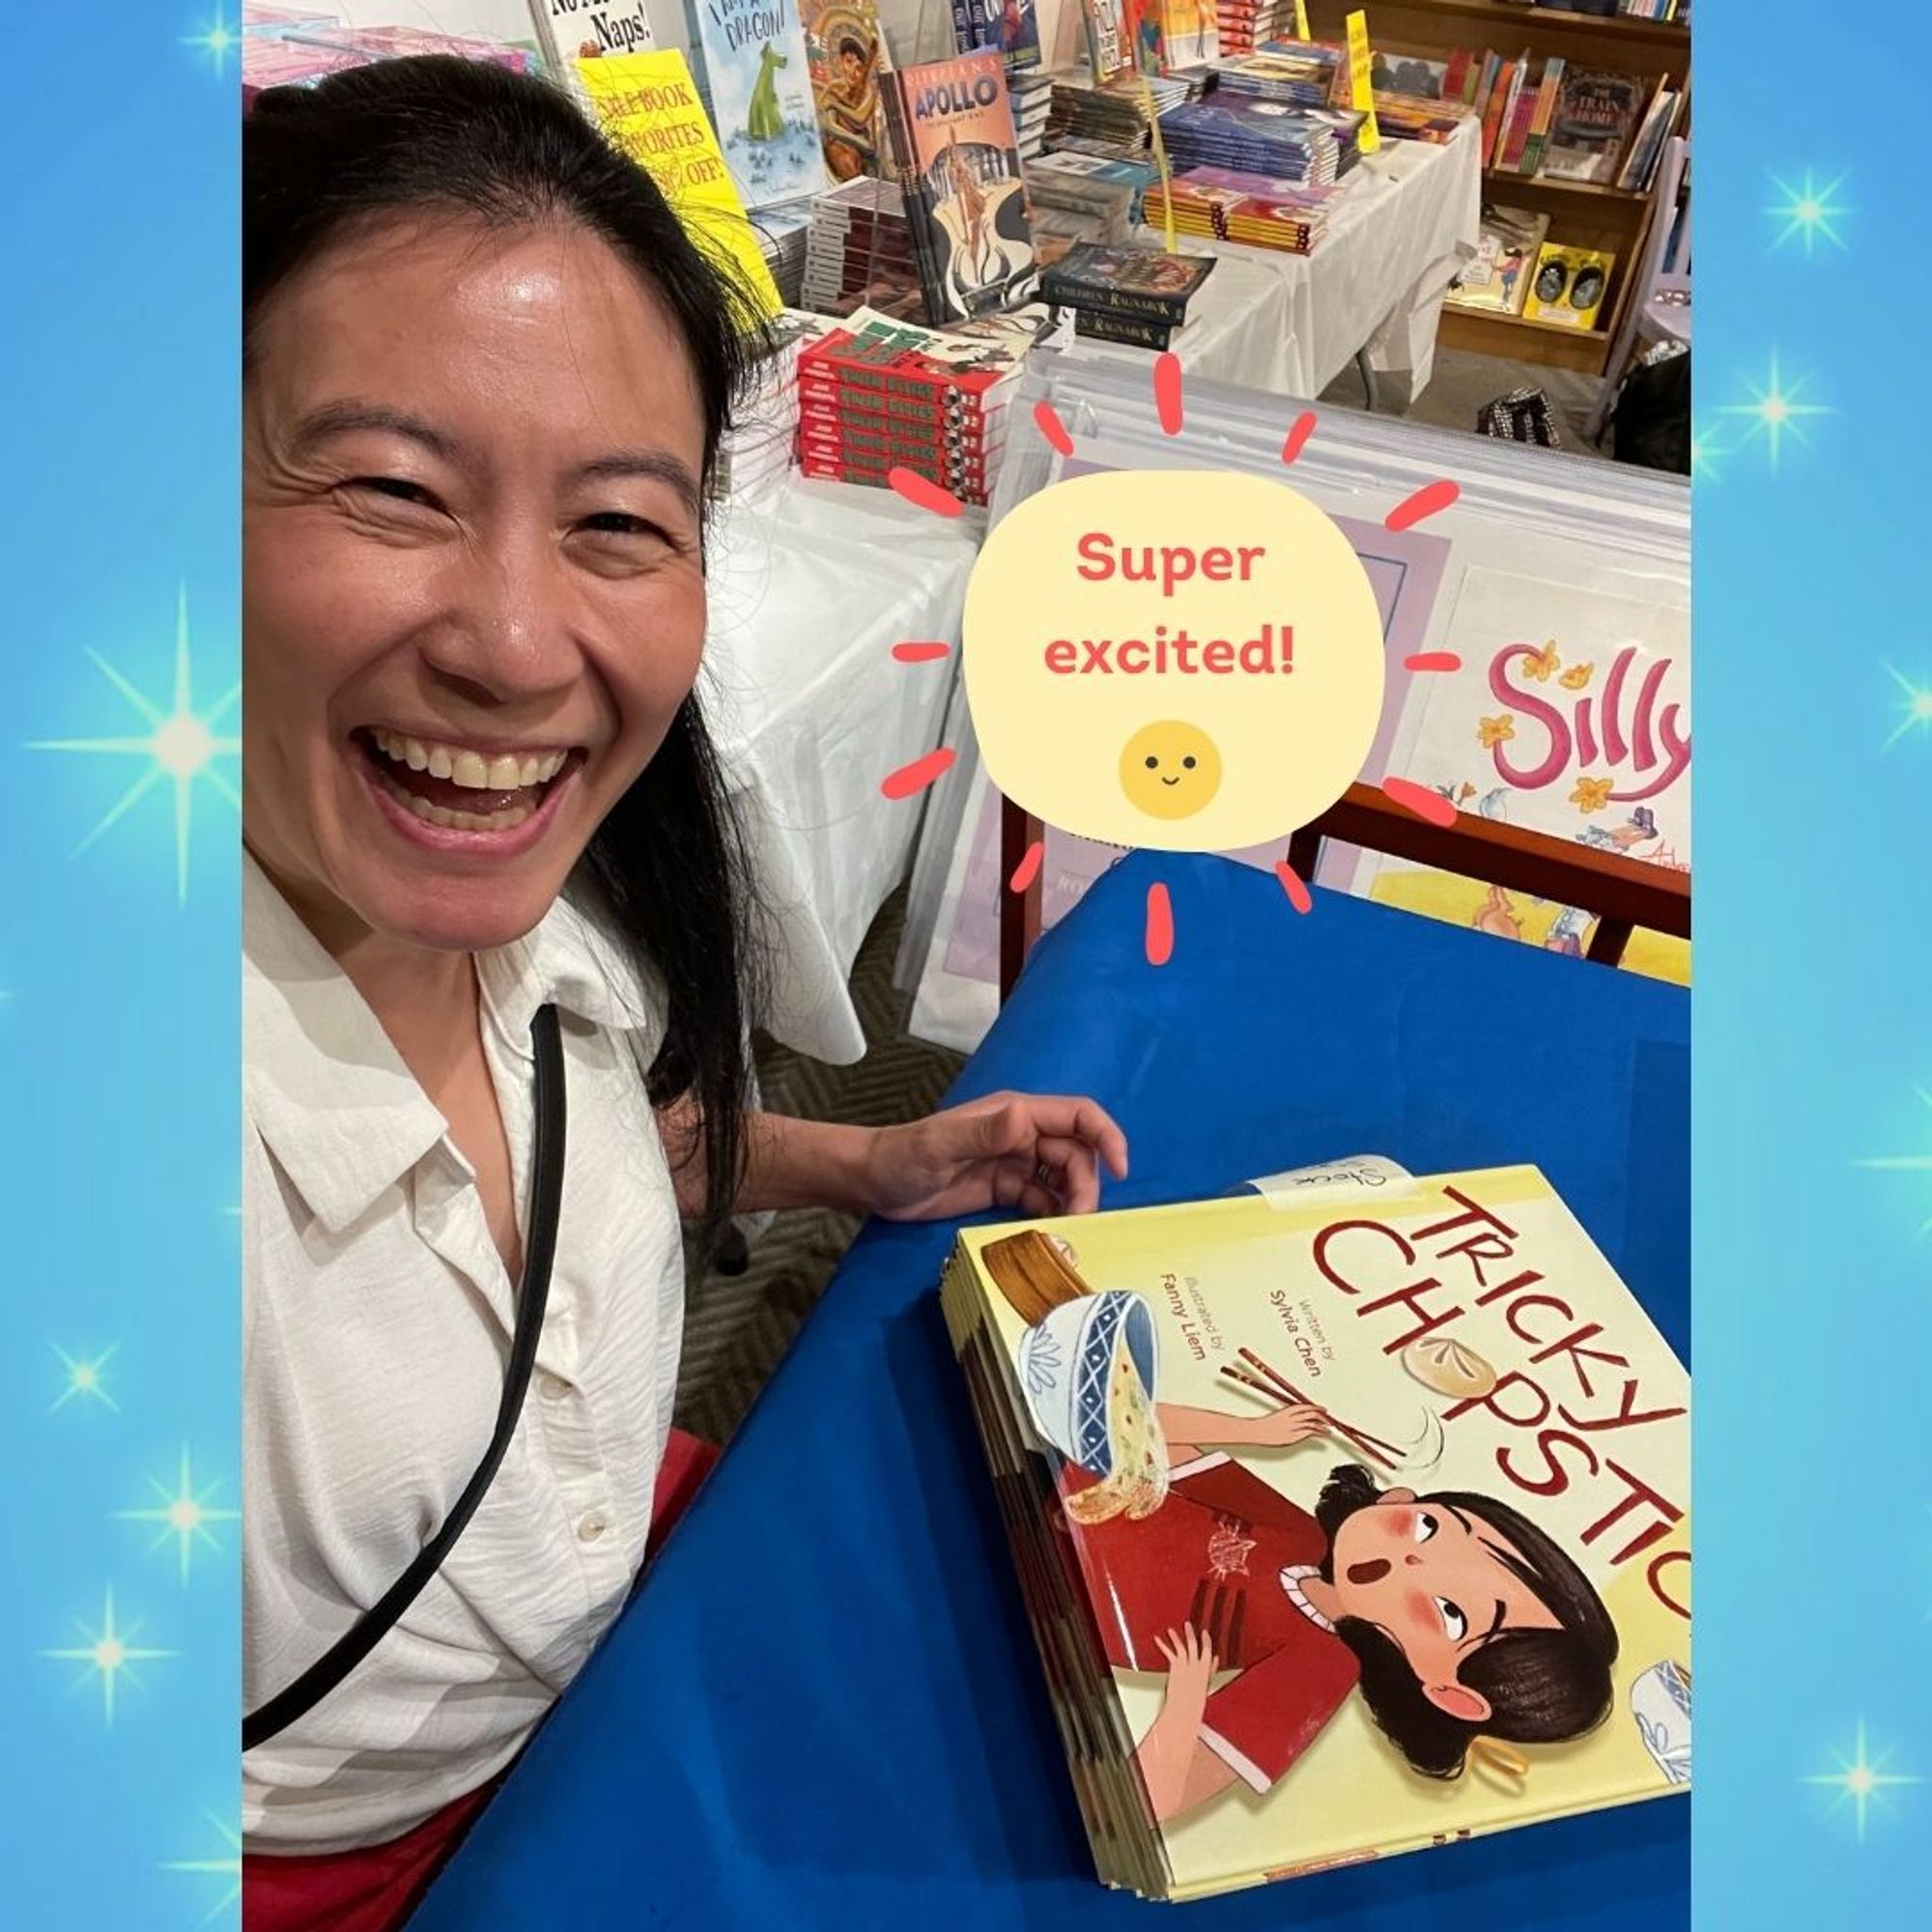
[1279,1564,1335,1633]
[243,854,664,1236]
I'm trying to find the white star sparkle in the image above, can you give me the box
[1882,665,1932,750]
[1857,1087,1932,1235]
[1804,1720,1919,1842]
[26,586,239,904]
[42,1587,175,1725]
[117,1447,242,1587]
[49,1342,120,1414]
[163,1815,242,1924]
[1766,170,1850,254]
[1719,354,1831,471]
[185,7,239,71]
[1690,420,1725,484]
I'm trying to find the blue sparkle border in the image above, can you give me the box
[1,7,241,1927]
[1698,4,1930,1926]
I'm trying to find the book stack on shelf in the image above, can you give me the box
[801,177,924,318]
[794,308,1025,503]
[881,50,1038,324]
[1026,153,1160,253]
[938,1166,1690,1903]
[1145,166,1335,257]
[951,0,1044,72]
[1214,0,1297,58]
[1157,93,1357,186]
[1618,0,1683,15]
[1445,203,1549,316]
[1369,90,1475,143]
[1040,241,1215,352]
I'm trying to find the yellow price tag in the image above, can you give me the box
[1293,0,1311,39]
[1345,10,1381,156]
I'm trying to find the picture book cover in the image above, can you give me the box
[685,0,830,210]
[1446,205,1549,315]
[800,0,887,181]
[1155,0,1221,68]
[1541,67,1646,182]
[952,0,1043,72]
[1363,563,1688,983]
[527,0,654,67]
[576,50,783,322]
[942,1164,1690,1900]
[1521,242,1616,328]
[886,53,1037,322]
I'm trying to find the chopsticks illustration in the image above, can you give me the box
[1218,1348,1404,1471]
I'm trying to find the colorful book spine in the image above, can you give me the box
[1520,56,1565,176]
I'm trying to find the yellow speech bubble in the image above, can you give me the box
[963,469,1386,851]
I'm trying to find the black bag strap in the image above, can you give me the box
[243,1003,568,1752]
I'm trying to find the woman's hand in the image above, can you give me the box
[861,1090,1128,1222]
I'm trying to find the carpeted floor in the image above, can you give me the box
[672,888,958,1446]
[671,346,1640,1447]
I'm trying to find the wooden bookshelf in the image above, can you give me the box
[1310,0,1690,378]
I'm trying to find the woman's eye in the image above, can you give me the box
[580,511,661,538]
[1435,1597,1467,1641]
[1414,1510,1438,1543]
[343,476,439,511]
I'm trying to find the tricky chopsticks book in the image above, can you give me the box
[939,1161,1690,1901]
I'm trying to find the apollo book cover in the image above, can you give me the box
[941,1164,1690,1900]
[684,0,830,209]
[885,52,1037,322]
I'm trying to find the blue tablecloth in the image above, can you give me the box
[417,853,1689,1931]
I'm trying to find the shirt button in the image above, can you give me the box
[539,1374,572,1403]
[577,1511,608,1544]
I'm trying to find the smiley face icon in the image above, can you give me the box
[1120,721,1223,820]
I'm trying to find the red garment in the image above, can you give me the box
[1062,1456,1360,1791]
[244,1428,721,1932]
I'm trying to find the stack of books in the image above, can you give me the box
[1026,151,1162,249]
[1046,70,1197,158]
[1157,95,1350,185]
[1371,91,1477,144]
[1445,204,1549,315]
[1010,70,1057,160]
[801,178,923,318]
[795,308,1026,504]
[753,201,816,309]
[1040,241,1215,352]
[1211,41,1347,108]
[1145,166,1335,257]
[938,1162,1691,1902]
[1212,0,1296,57]
[713,310,827,501]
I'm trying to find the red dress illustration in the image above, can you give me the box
[1061,1455,1359,1793]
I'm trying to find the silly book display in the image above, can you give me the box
[941,1161,1690,1900]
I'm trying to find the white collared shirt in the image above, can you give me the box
[242,856,685,1854]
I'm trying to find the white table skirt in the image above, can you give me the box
[699,475,980,1063]
[1065,120,1483,406]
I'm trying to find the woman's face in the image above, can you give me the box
[243,213,709,955]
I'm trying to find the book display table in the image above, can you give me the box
[702,473,980,1063]
[1067,121,1482,408]
[416,853,1688,1932]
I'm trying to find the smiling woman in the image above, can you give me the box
[240,54,1127,1932]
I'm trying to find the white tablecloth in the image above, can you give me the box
[1068,120,1483,406]
[700,475,980,1063]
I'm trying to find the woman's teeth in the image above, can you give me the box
[373,760,538,832]
[369,727,567,789]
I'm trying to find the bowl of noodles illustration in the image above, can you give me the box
[1018,1290,1168,1523]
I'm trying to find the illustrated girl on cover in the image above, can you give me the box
[817,18,883,180]
[987,1236,1619,1827]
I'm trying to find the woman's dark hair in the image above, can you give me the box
[244,55,766,1248]
[1316,1463,1619,1780]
